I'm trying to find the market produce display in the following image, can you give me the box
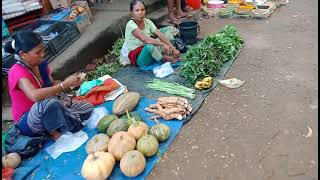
[149,123,171,142]
[202,0,281,19]
[85,133,110,154]
[195,76,214,90]
[2,153,21,169]
[145,79,195,99]
[66,5,86,21]
[97,115,118,133]
[81,151,115,180]
[76,92,175,178]
[120,150,146,177]
[109,37,125,60]
[127,121,149,140]
[86,37,125,81]
[120,111,143,122]
[112,92,141,116]
[106,119,129,137]
[107,131,136,161]
[145,96,193,120]
[86,61,123,81]
[180,25,244,85]
[136,135,159,157]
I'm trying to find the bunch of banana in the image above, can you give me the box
[195,76,213,90]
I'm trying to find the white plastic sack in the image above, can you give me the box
[119,42,131,66]
[45,130,89,159]
[153,62,174,78]
[83,106,109,129]
[218,78,245,88]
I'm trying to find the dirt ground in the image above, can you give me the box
[149,1,318,180]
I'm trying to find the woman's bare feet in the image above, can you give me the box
[176,10,188,19]
[49,131,62,141]
[168,13,181,25]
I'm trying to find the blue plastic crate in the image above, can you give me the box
[2,45,55,76]
[23,20,80,57]
[41,8,72,21]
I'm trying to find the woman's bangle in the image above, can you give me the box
[59,83,64,90]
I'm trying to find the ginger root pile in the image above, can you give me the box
[145,96,193,121]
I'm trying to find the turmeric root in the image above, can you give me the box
[156,103,163,111]
[145,96,192,121]
[145,107,158,113]
[158,97,187,105]
[163,113,183,120]
[164,107,186,115]
[149,104,158,109]
[158,100,185,106]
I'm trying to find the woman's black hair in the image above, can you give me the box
[130,0,146,11]
[4,30,42,55]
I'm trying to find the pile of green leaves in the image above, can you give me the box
[180,25,244,84]
[86,37,125,80]
[86,61,123,80]
[109,37,125,58]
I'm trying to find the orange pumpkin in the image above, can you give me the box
[81,151,115,180]
[85,133,110,154]
[120,150,146,177]
[2,153,21,169]
[107,131,136,161]
[127,121,149,140]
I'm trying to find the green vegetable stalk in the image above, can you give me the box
[180,25,244,84]
[145,79,195,99]
[87,37,125,81]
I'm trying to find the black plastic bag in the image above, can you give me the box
[171,38,188,53]
[4,125,49,159]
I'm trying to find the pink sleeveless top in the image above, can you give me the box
[8,64,48,123]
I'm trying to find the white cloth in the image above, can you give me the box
[83,106,109,129]
[45,130,89,159]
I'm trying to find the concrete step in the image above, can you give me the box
[147,7,169,28]
[49,0,167,80]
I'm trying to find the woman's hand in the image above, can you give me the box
[161,43,170,53]
[173,48,180,58]
[62,74,82,89]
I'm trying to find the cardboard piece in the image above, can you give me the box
[49,0,72,9]
[73,11,91,32]
[74,1,92,19]
[64,1,93,32]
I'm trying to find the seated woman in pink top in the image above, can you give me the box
[4,31,93,140]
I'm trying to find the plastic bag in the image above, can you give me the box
[45,131,88,159]
[4,125,49,159]
[83,106,109,129]
[153,62,174,78]
[218,78,245,88]
[171,38,188,53]
[119,42,131,66]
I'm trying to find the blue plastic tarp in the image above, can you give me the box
[13,97,183,180]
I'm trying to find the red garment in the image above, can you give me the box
[73,78,120,106]
[128,45,144,66]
